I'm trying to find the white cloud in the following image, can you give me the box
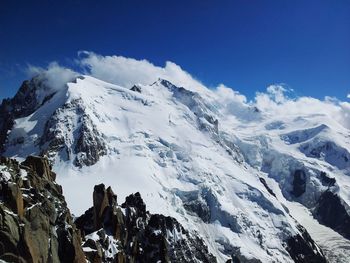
[254,85,350,129]
[24,52,350,130]
[26,62,78,91]
[77,51,206,93]
[266,85,288,104]
[215,84,247,105]
[347,94,350,99]
[213,84,247,113]
[212,84,262,121]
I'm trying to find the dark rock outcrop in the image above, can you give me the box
[319,171,336,187]
[21,155,56,181]
[0,156,85,263]
[259,177,276,197]
[285,225,327,263]
[130,85,142,93]
[0,77,107,168]
[291,169,306,197]
[92,184,109,229]
[0,156,329,263]
[39,98,108,167]
[74,114,107,167]
[76,184,217,263]
[183,197,211,223]
[315,191,350,239]
[0,78,54,154]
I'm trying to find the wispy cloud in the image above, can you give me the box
[253,85,350,129]
[77,51,206,92]
[25,52,350,130]
[26,62,78,91]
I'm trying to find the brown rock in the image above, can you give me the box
[23,205,50,262]
[3,183,24,218]
[106,186,117,206]
[72,230,88,263]
[93,184,108,230]
[21,155,55,181]
[0,156,86,263]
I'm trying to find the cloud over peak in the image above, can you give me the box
[78,51,206,93]
[25,52,350,130]
[27,62,78,91]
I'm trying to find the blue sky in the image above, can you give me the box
[0,0,349,100]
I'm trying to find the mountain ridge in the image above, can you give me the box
[0,155,328,262]
[1,74,350,262]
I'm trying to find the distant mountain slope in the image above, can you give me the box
[1,73,349,262]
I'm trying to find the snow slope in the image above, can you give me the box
[2,75,350,262]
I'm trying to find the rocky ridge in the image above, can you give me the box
[76,183,217,263]
[0,155,85,262]
[0,156,328,262]
[0,76,107,167]
[1,75,347,262]
[0,156,217,262]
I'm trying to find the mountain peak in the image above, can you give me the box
[154,78,176,88]
[1,74,350,262]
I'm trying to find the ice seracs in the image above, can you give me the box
[1,73,349,262]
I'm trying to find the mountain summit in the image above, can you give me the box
[1,74,350,262]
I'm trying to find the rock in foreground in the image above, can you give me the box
[75,183,217,263]
[0,156,328,262]
[0,155,85,263]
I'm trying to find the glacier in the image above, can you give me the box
[1,71,350,262]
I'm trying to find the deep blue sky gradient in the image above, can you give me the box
[0,0,349,100]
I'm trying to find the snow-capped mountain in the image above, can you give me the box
[1,72,350,262]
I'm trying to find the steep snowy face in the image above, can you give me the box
[0,75,348,262]
[0,76,65,154]
[0,76,107,166]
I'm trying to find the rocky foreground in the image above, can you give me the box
[0,156,85,262]
[0,156,327,262]
[0,155,216,263]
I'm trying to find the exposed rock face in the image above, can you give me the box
[40,98,108,167]
[92,184,109,229]
[0,76,107,168]
[38,98,84,162]
[315,191,350,239]
[0,156,216,262]
[259,177,276,197]
[0,105,14,154]
[319,171,336,187]
[0,156,329,263]
[291,169,306,197]
[76,184,328,263]
[0,156,85,263]
[75,184,217,263]
[130,85,142,93]
[0,78,53,154]
[286,225,327,263]
[177,190,211,223]
[21,155,56,181]
[74,114,107,167]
